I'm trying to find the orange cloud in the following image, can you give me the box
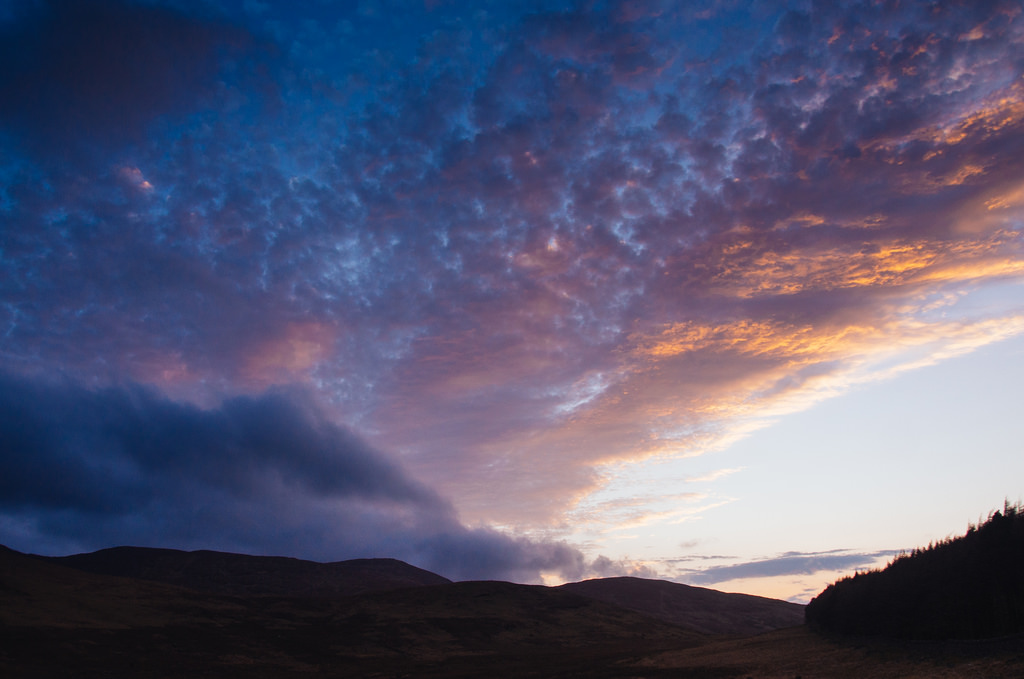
[707,230,1023,298]
[874,80,1024,151]
[634,320,878,361]
[117,165,154,192]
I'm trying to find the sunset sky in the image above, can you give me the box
[2,0,1023,602]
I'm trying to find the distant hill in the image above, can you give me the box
[42,546,804,635]
[806,502,1024,640]
[0,544,704,677]
[559,576,804,635]
[45,545,450,597]
[0,543,251,630]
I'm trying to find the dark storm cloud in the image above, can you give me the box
[0,0,263,159]
[0,370,445,517]
[0,371,587,582]
[416,530,585,582]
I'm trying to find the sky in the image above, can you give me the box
[1,0,1022,603]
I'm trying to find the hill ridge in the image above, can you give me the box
[44,544,451,598]
[12,543,806,636]
[560,574,804,635]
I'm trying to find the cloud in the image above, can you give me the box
[0,0,1022,560]
[586,554,658,579]
[0,371,585,582]
[684,549,897,585]
[0,0,265,160]
[684,468,744,484]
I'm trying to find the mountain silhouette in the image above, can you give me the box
[1,544,704,677]
[47,545,450,597]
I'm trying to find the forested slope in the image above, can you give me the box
[806,502,1024,640]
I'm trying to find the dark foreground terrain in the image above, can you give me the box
[2,544,1022,678]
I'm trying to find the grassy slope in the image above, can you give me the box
[635,625,1024,679]
[559,576,804,636]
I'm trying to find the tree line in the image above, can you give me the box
[805,500,1024,639]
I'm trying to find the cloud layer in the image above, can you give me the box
[1,0,1023,588]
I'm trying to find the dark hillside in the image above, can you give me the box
[1,545,706,678]
[560,576,804,635]
[46,546,450,597]
[806,501,1024,640]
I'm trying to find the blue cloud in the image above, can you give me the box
[686,550,897,585]
[0,371,585,582]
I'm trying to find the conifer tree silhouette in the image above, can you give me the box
[806,501,1024,639]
